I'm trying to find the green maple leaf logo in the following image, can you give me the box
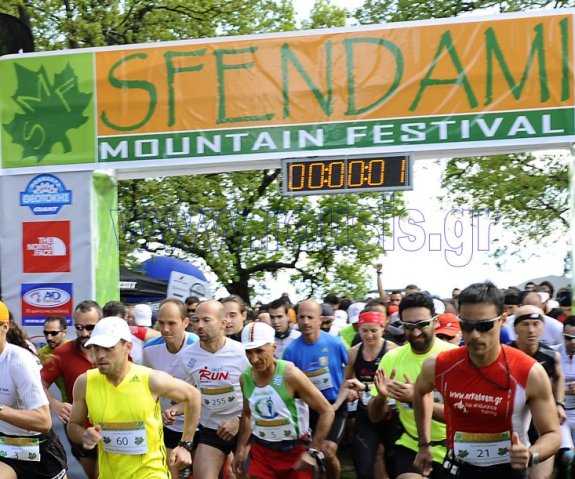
[4,63,91,162]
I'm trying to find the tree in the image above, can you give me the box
[118,171,403,301]
[441,153,570,265]
[0,0,406,302]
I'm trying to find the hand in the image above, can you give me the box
[373,369,392,397]
[232,447,248,477]
[345,378,367,392]
[388,373,414,404]
[509,431,530,470]
[414,445,433,477]
[293,450,316,472]
[374,263,382,272]
[82,425,102,450]
[54,400,72,424]
[170,446,192,471]
[217,418,240,441]
[162,406,180,426]
[346,389,359,402]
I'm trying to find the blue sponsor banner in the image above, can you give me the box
[21,282,73,326]
[20,174,72,215]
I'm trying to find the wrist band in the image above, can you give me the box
[556,400,566,409]
[418,441,432,448]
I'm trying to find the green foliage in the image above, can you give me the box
[441,153,569,263]
[119,171,403,301]
[355,0,575,25]
[301,0,348,30]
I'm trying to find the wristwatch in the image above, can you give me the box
[177,440,194,453]
[308,448,325,461]
[528,451,540,467]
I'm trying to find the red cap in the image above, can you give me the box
[435,313,460,337]
[357,311,386,326]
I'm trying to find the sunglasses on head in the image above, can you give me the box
[458,315,500,333]
[400,318,434,331]
[74,323,96,332]
[564,334,575,341]
[43,330,64,337]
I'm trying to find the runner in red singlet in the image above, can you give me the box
[413,281,560,479]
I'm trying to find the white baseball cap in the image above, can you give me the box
[133,304,152,327]
[85,316,132,348]
[347,302,366,324]
[241,322,275,350]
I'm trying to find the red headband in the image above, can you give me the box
[357,311,385,326]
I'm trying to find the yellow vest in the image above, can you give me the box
[86,363,169,478]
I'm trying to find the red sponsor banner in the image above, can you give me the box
[22,221,71,273]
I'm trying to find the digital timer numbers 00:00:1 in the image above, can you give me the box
[281,155,412,196]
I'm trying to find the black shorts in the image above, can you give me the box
[395,445,448,479]
[0,428,67,479]
[65,425,97,460]
[193,425,237,455]
[309,402,348,444]
[163,426,182,450]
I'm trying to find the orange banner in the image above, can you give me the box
[96,13,573,136]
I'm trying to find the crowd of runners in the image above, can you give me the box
[0,268,574,479]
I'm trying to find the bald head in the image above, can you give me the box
[196,300,225,320]
[297,299,322,342]
[522,293,544,309]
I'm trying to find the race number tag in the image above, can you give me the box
[101,421,147,455]
[201,385,236,411]
[0,436,40,461]
[305,368,334,391]
[454,431,510,466]
[253,418,296,442]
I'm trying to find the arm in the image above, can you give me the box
[232,376,252,477]
[332,346,359,410]
[413,357,436,477]
[149,369,200,442]
[287,363,335,472]
[510,363,561,470]
[67,374,102,449]
[0,403,51,434]
[149,369,201,471]
[40,356,72,423]
[375,263,389,301]
[287,364,335,449]
[144,328,161,341]
[552,352,567,424]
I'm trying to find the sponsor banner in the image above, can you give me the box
[21,282,73,325]
[22,221,70,273]
[98,108,574,161]
[20,174,73,215]
[0,11,573,171]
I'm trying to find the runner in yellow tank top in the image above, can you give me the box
[67,317,201,479]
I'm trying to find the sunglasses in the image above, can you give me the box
[400,318,434,331]
[74,323,96,332]
[43,330,64,337]
[564,334,575,341]
[458,316,501,333]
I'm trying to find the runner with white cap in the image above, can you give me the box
[233,321,334,479]
[67,316,201,479]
